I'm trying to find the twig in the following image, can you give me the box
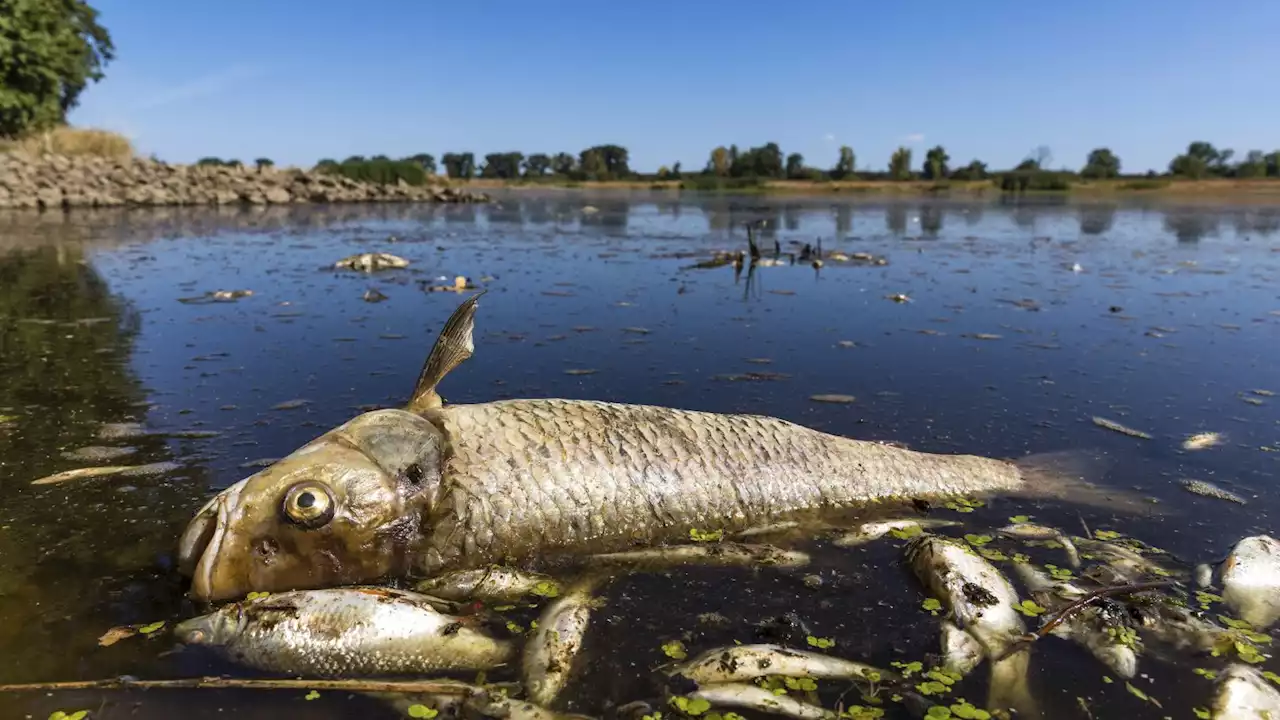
[0,676,476,695]
[1077,511,1093,540]
[993,580,1176,662]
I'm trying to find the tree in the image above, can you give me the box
[832,146,856,179]
[441,152,475,178]
[889,147,913,180]
[1236,150,1267,178]
[254,158,274,172]
[0,0,115,136]
[1169,141,1221,179]
[551,152,575,176]
[196,157,224,166]
[671,161,682,179]
[1267,151,1280,178]
[313,158,338,173]
[576,145,628,180]
[922,145,950,180]
[342,155,366,165]
[785,153,805,179]
[522,153,551,178]
[950,160,987,180]
[727,145,740,175]
[405,153,437,174]
[707,146,730,176]
[1080,148,1121,179]
[578,148,607,179]
[480,152,523,179]
[1031,145,1053,169]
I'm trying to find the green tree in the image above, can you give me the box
[1266,151,1280,178]
[441,152,475,178]
[832,146,856,179]
[0,0,115,136]
[707,146,730,176]
[922,145,950,180]
[578,148,607,179]
[785,153,805,179]
[522,153,551,177]
[1080,148,1121,179]
[405,153,436,174]
[670,161,682,179]
[889,147,913,180]
[1236,150,1267,178]
[196,157,223,166]
[950,160,987,180]
[480,152,523,179]
[727,145,740,175]
[254,157,274,172]
[551,152,575,176]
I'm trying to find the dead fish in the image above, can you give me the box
[178,290,254,304]
[832,518,961,547]
[363,288,389,303]
[587,542,810,570]
[415,567,562,604]
[1131,598,1230,655]
[177,292,1152,603]
[687,683,833,720]
[1222,535,1280,630]
[61,446,137,462]
[735,521,801,538]
[669,643,888,685]
[905,534,1036,717]
[1011,563,1140,678]
[1072,538,1179,582]
[334,253,410,272]
[96,421,148,441]
[174,587,513,677]
[998,522,1081,568]
[30,462,177,486]
[467,688,597,720]
[1181,478,1247,505]
[1212,664,1280,720]
[522,577,603,706]
[1091,416,1152,439]
[808,394,856,404]
[1182,432,1223,451]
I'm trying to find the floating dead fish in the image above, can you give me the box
[522,577,603,706]
[271,399,310,411]
[467,688,598,720]
[334,253,410,272]
[669,643,889,685]
[832,518,960,547]
[885,293,911,303]
[363,288,389,303]
[1072,537,1179,582]
[808,394,855,404]
[1182,432,1223,451]
[1012,563,1140,678]
[30,461,178,486]
[998,522,1081,568]
[415,567,562,604]
[1212,664,1280,720]
[1181,478,1247,505]
[588,542,809,570]
[426,276,476,293]
[61,446,137,462]
[687,683,831,720]
[175,587,513,677]
[563,369,598,376]
[1091,416,1152,439]
[96,422,148,441]
[963,333,1003,341]
[1222,535,1280,630]
[177,290,254,304]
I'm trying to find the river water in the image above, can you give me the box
[0,193,1276,719]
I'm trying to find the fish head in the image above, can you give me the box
[178,409,445,602]
[175,603,246,648]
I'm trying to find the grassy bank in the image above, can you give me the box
[467,176,1280,197]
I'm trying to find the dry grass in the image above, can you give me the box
[0,126,134,160]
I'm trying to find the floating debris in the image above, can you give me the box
[885,293,912,303]
[31,461,178,486]
[96,422,149,441]
[271,399,310,411]
[333,253,409,272]
[362,288,389,303]
[588,542,809,570]
[809,394,856,404]
[97,626,138,647]
[425,276,476,293]
[61,446,137,462]
[1091,416,1153,440]
[239,458,280,469]
[711,371,791,382]
[1181,479,1247,505]
[963,333,1004,341]
[563,369,598,376]
[415,568,562,604]
[178,289,254,304]
[833,518,960,547]
[1183,432,1224,451]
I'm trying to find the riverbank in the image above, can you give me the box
[468,176,1280,198]
[0,151,488,210]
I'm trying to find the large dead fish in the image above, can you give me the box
[177,292,1146,602]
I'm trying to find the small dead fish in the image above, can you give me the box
[1222,535,1280,630]
[522,577,604,706]
[1072,538,1179,582]
[1012,563,1140,678]
[588,542,810,570]
[1212,664,1280,720]
[885,293,912,303]
[832,518,960,547]
[178,289,254,304]
[61,446,137,462]
[669,643,889,685]
[334,253,410,272]
[96,421,148,441]
[998,523,1081,568]
[363,288,389,303]
[1091,416,1152,440]
[688,683,833,720]
[1132,599,1229,655]
[1182,432,1223,451]
[964,333,1003,341]
[175,587,513,677]
[735,521,801,538]
[271,399,311,411]
[415,567,562,604]
[30,462,177,486]
[1181,478,1247,505]
[467,688,597,720]
[808,394,856,404]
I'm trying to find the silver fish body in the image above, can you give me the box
[1212,664,1280,720]
[588,542,809,570]
[688,683,834,720]
[669,643,887,685]
[832,518,960,547]
[1222,535,1280,630]
[415,567,562,604]
[1012,563,1139,678]
[998,523,1081,568]
[522,579,601,706]
[174,587,514,677]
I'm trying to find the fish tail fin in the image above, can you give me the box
[1009,449,1167,517]
[987,650,1039,719]
[407,290,486,412]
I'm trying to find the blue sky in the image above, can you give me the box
[70,0,1279,174]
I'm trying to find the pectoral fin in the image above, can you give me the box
[407,291,485,412]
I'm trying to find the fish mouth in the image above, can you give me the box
[179,482,244,602]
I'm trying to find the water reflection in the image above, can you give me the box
[920,204,944,236]
[885,203,908,236]
[1164,210,1220,243]
[1078,204,1118,235]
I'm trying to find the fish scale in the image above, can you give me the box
[418,398,1021,573]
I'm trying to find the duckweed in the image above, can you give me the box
[704,713,744,720]
[890,524,924,540]
[1013,600,1047,617]
[1192,709,1210,719]
[944,498,985,513]
[505,620,525,634]
[1011,553,1031,564]
[1124,682,1155,704]
[689,528,724,542]
[978,548,1007,562]
[304,690,320,701]
[806,635,836,649]
[926,707,952,719]
[948,700,991,720]
[245,591,270,600]
[662,640,688,660]
[1044,564,1073,580]
[842,707,884,720]
[1263,670,1280,686]
[138,621,165,635]
[531,581,560,598]
[921,598,943,615]
[1007,515,1030,524]
[1094,530,1121,540]
[1192,668,1217,680]
[1106,626,1139,648]
[890,660,924,678]
[1195,591,1223,610]
[48,712,89,720]
[916,681,949,696]
[784,676,818,692]
[670,695,712,716]
[407,706,438,719]
[963,534,993,547]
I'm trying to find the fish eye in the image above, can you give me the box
[281,481,335,529]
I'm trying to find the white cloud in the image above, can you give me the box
[822,133,836,142]
[132,64,264,111]
[902,133,925,143]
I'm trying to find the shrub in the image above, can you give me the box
[0,126,133,159]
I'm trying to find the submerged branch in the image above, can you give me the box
[0,675,476,695]
[994,580,1177,662]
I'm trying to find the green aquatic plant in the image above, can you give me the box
[1007,515,1030,524]
[245,591,270,600]
[925,707,951,719]
[1013,600,1047,617]
[963,534,993,547]
[1011,553,1031,564]
[1093,530,1121,540]
[669,695,712,716]
[1192,668,1217,680]
[304,690,320,700]
[48,712,89,720]
[689,528,724,542]
[703,713,744,720]
[407,705,439,719]
[1124,682,1156,705]
[842,707,884,720]
[948,700,991,720]
[1192,708,1210,719]
[806,635,836,649]
[784,676,818,692]
[978,548,1007,562]
[137,621,165,635]
[1106,626,1139,648]
[504,620,525,634]
[1195,591,1223,610]
[890,524,924,540]
[1101,676,1113,684]
[1044,564,1073,580]
[943,498,984,513]
[662,640,688,660]
[921,598,943,615]
[530,581,560,598]
[890,660,924,678]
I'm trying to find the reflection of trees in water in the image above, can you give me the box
[834,206,852,237]
[783,204,801,231]
[1232,208,1280,238]
[443,203,479,224]
[885,204,908,236]
[962,204,985,226]
[0,245,201,682]
[485,201,524,226]
[1078,204,1117,235]
[920,205,944,236]
[578,199,631,235]
[1163,211,1220,243]
[520,198,555,225]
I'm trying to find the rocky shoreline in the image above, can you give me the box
[0,152,488,210]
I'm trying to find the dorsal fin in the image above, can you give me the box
[406,290,485,412]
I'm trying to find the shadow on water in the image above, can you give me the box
[0,194,1277,718]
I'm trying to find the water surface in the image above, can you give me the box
[1,193,1277,719]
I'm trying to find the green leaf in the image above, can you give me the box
[926,707,952,719]
[1013,599,1047,617]
[1192,668,1218,680]
[246,591,270,600]
[1011,553,1031,564]
[49,713,90,720]
[1094,530,1121,540]
[890,524,924,540]
[916,681,949,696]
[1192,708,1210,720]
[407,704,439,719]
[662,640,688,660]
[137,621,165,635]
[531,581,560,598]
[304,690,320,701]
[927,669,958,686]
[689,528,724,542]
[1262,670,1280,686]
[922,598,943,615]
[1124,682,1150,702]
[963,534,993,547]
[1102,676,1113,684]
[806,635,835,649]
[890,660,924,678]
[978,548,1007,562]
[1008,515,1030,524]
